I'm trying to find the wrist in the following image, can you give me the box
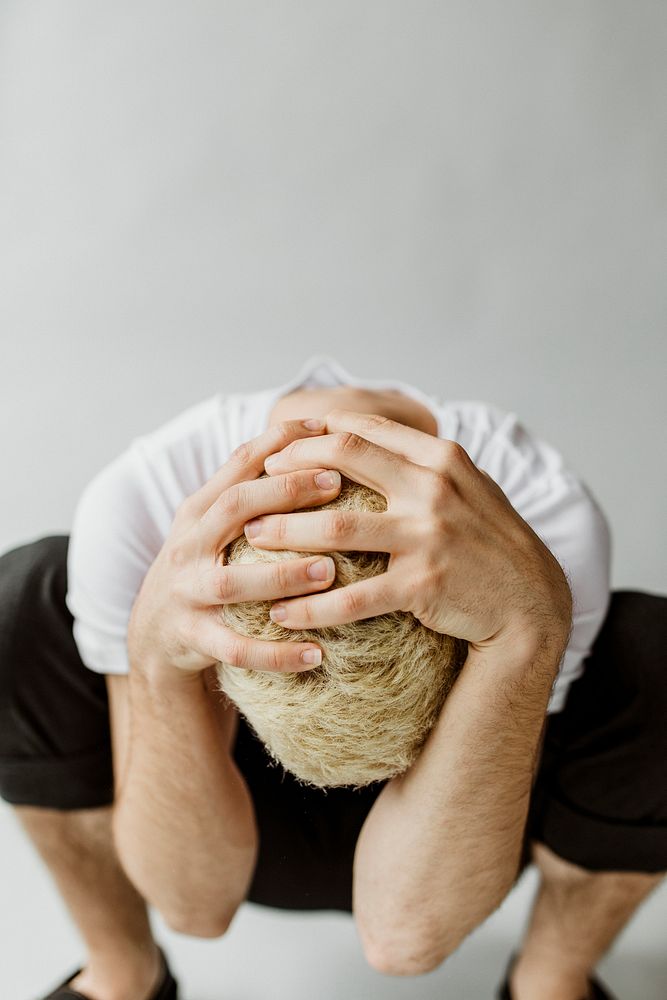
[128,618,212,683]
[130,652,206,690]
[481,587,572,664]
[466,627,567,696]
[469,602,570,670]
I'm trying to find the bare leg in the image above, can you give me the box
[510,842,665,1000]
[16,805,162,1000]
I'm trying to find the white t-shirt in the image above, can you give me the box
[66,353,611,714]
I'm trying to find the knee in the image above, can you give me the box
[532,841,593,883]
[532,841,665,894]
[0,535,68,628]
[0,535,67,588]
[0,535,71,772]
[0,535,69,695]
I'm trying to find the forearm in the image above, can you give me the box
[113,661,257,929]
[353,629,567,961]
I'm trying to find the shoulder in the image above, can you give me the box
[438,399,569,489]
[66,392,241,674]
[71,392,237,541]
[439,399,612,714]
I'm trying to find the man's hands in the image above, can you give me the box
[250,409,573,656]
[127,418,343,677]
[128,406,573,680]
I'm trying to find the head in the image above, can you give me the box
[214,384,467,789]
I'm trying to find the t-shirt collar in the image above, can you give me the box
[255,353,444,436]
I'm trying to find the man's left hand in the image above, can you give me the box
[245,409,573,654]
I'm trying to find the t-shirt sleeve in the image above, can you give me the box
[472,408,612,713]
[65,449,165,675]
[65,394,236,676]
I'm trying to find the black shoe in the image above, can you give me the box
[497,953,619,1000]
[39,946,179,999]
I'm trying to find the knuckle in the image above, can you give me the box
[438,439,467,465]
[215,567,238,604]
[358,412,391,435]
[273,438,299,466]
[274,558,294,591]
[265,645,283,672]
[221,635,247,668]
[339,586,365,619]
[278,420,298,440]
[276,473,301,504]
[276,423,304,453]
[294,598,315,626]
[216,486,243,521]
[167,540,190,571]
[333,431,363,457]
[273,515,290,545]
[229,440,255,468]
[234,479,265,518]
[480,469,498,487]
[324,407,346,423]
[324,510,350,543]
[424,470,455,507]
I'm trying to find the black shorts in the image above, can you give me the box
[1,536,666,914]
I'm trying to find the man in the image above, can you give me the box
[0,354,664,1000]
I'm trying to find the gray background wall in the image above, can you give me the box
[2,0,666,590]
[1,3,665,997]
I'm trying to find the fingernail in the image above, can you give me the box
[245,517,263,538]
[301,648,322,665]
[270,603,287,621]
[264,454,279,469]
[315,470,340,490]
[307,557,334,581]
[303,418,325,430]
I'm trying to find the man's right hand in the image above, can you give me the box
[127,418,342,677]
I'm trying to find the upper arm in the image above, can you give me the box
[66,405,232,677]
[476,413,612,711]
[66,449,165,676]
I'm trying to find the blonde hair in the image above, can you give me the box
[215,475,467,790]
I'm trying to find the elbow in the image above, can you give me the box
[162,907,236,939]
[111,810,240,939]
[364,941,450,978]
[362,923,478,978]
[357,909,455,978]
[362,920,471,978]
[360,882,512,978]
